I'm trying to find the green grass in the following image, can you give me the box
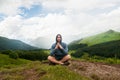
[79,30,120,46]
[0,53,90,80]
[0,61,90,80]
[2,50,120,80]
[65,50,120,64]
[0,53,31,67]
[71,55,120,64]
[40,64,89,80]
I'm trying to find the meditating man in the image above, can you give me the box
[48,34,71,65]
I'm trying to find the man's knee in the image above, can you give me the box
[67,55,71,59]
[47,56,51,60]
[65,54,71,60]
[48,56,54,61]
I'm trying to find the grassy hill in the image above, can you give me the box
[1,53,120,80]
[0,53,31,67]
[72,40,120,58]
[69,30,120,46]
[79,30,120,46]
[69,30,120,58]
[0,36,38,50]
[0,53,89,80]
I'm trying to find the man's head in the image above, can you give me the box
[56,34,62,43]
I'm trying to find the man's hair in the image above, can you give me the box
[56,34,62,43]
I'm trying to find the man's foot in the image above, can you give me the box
[58,61,64,65]
[49,61,56,65]
[49,61,64,65]
[63,61,70,66]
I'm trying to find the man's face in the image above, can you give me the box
[57,35,61,42]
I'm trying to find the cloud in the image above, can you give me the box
[0,0,120,48]
[0,0,120,16]
[0,0,42,16]
[83,7,120,35]
[41,0,120,13]
[0,15,23,38]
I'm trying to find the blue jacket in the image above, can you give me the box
[50,42,68,56]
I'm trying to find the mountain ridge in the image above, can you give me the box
[69,29,120,46]
[0,36,38,50]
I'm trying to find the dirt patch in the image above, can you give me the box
[68,60,120,80]
[21,68,46,80]
[0,68,46,80]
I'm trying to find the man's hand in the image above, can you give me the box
[57,43,63,49]
[55,43,59,49]
[55,43,63,49]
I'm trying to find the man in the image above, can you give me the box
[48,34,71,65]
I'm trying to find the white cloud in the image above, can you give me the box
[0,0,120,16]
[42,0,120,13]
[83,7,120,35]
[0,15,23,38]
[0,0,42,16]
[0,0,120,48]
[0,0,21,16]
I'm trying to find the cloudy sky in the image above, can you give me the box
[0,0,120,48]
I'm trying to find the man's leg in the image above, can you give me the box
[60,54,71,63]
[48,56,63,65]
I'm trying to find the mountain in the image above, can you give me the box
[30,37,54,49]
[30,35,82,49]
[72,40,120,58]
[69,30,120,46]
[0,36,38,50]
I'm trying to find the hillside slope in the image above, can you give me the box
[0,54,89,80]
[0,53,31,67]
[0,36,38,50]
[79,30,120,46]
[0,55,120,80]
[69,60,120,80]
[72,40,120,58]
[69,30,120,46]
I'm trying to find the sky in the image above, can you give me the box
[0,0,120,48]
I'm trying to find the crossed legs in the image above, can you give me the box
[47,54,71,65]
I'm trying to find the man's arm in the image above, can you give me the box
[58,43,68,54]
[50,44,58,56]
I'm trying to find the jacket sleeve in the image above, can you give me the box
[62,43,68,54]
[50,44,56,56]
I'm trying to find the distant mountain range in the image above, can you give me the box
[0,30,119,50]
[29,35,81,49]
[69,30,120,46]
[0,36,38,50]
